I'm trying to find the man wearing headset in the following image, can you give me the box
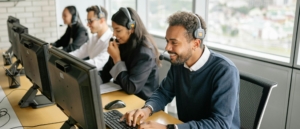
[121,11,240,129]
[69,5,112,71]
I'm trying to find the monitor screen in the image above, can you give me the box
[47,47,105,129]
[7,16,20,44]
[19,33,54,102]
[11,23,28,61]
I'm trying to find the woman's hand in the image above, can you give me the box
[108,40,121,64]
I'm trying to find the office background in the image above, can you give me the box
[0,0,299,129]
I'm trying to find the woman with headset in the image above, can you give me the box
[100,7,160,100]
[51,6,89,52]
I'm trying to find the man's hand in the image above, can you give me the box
[138,121,167,129]
[120,108,152,127]
[107,41,121,64]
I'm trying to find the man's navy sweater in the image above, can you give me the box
[146,50,240,129]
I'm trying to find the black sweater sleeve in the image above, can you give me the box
[52,27,70,48]
[100,57,114,83]
[63,25,88,52]
[111,50,156,94]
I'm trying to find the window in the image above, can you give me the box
[298,43,300,65]
[207,0,297,59]
[107,0,136,25]
[147,0,193,36]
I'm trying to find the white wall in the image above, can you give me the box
[0,0,58,50]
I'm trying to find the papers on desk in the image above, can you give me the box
[0,86,23,129]
[99,82,122,94]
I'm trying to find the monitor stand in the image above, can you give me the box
[7,74,20,89]
[18,84,54,108]
[6,59,25,76]
[61,117,83,129]
[6,46,13,54]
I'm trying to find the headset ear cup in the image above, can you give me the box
[99,13,104,18]
[72,9,78,24]
[194,29,205,39]
[127,23,130,30]
[97,6,105,18]
[72,14,77,24]
[200,29,205,39]
[120,7,135,30]
[194,29,199,39]
[128,21,136,30]
[194,28,205,39]
[193,13,205,40]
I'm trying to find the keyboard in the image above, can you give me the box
[103,110,137,129]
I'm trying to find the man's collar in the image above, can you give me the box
[184,45,210,71]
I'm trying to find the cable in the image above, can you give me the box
[10,121,65,129]
[0,108,8,117]
[0,89,27,128]
[0,108,11,128]
[0,108,10,127]
[0,89,27,104]
[0,89,64,129]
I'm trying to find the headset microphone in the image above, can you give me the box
[159,50,167,60]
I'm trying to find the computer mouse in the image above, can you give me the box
[104,100,126,110]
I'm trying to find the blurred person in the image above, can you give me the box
[69,5,112,71]
[51,6,88,52]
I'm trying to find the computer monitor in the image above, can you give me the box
[18,33,54,108]
[11,23,28,62]
[5,23,28,82]
[6,16,20,54]
[47,47,105,129]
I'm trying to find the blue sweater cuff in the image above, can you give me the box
[177,123,190,129]
[145,101,160,113]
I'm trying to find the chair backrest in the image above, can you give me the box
[239,72,277,129]
[158,52,171,83]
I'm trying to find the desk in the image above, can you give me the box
[0,50,182,129]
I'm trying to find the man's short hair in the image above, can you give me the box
[167,11,207,48]
[86,5,108,20]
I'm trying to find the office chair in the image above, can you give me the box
[239,72,277,129]
[158,51,171,83]
[158,52,174,114]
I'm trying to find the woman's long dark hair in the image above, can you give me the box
[111,7,160,66]
[65,6,82,25]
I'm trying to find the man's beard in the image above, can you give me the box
[169,47,192,65]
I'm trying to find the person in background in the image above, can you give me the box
[51,6,89,52]
[121,11,240,129]
[100,7,160,100]
[69,5,112,71]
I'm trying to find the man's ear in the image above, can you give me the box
[193,39,201,49]
[99,18,105,24]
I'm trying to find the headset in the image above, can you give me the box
[193,14,205,40]
[71,6,78,25]
[120,7,136,30]
[95,5,105,18]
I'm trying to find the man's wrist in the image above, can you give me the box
[141,105,153,116]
